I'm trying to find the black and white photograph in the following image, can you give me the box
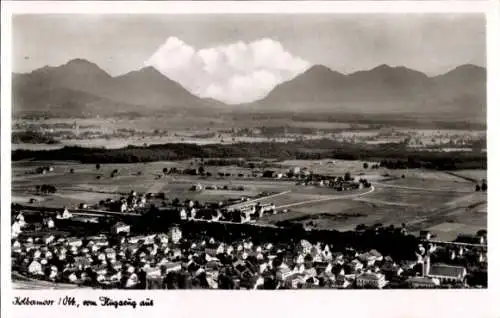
[2,6,498,314]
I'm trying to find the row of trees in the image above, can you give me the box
[363,162,380,169]
[35,184,57,194]
[12,131,59,144]
[12,140,487,171]
[475,180,487,192]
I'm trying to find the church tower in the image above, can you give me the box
[422,254,431,276]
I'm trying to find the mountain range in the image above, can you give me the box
[12,59,222,117]
[247,64,486,122]
[12,59,486,122]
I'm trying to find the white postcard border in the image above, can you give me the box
[1,1,499,318]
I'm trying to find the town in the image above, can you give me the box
[11,161,487,289]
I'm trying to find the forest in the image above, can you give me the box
[12,139,486,170]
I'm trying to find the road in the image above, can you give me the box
[371,182,471,193]
[276,186,375,210]
[227,191,292,210]
[354,197,418,207]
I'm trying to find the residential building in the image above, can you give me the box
[11,221,22,238]
[112,222,130,235]
[28,260,43,275]
[349,259,364,272]
[333,275,352,289]
[420,230,433,241]
[381,262,403,279]
[407,276,440,288]
[356,272,388,289]
[358,249,383,265]
[168,227,182,244]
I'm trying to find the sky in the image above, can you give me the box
[13,14,486,104]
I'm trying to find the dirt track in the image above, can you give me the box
[276,186,375,209]
[371,181,471,193]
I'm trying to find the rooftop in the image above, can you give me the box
[357,272,385,280]
[428,264,466,278]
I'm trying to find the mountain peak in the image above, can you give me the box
[437,64,486,80]
[58,58,111,78]
[449,64,485,73]
[63,58,106,71]
[305,64,344,76]
[298,64,347,82]
[350,64,429,81]
[373,64,391,70]
[138,66,163,75]
[308,64,333,72]
[66,58,95,65]
[456,63,484,69]
[370,64,416,73]
[120,66,165,79]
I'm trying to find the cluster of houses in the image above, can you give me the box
[11,212,28,238]
[34,166,55,175]
[407,230,488,288]
[175,201,277,223]
[12,227,184,288]
[227,202,276,223]
[91,191,151,213]
[11,210,66,240]
[11,217,487,289]
[260,167,370,192]
[296,177,370,191]
[190,183,245,192]
[73,186,279,224]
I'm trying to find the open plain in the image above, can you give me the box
[12,158,486,241]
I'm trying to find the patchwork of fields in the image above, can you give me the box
[12,160,487,240]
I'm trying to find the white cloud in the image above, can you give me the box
[145,37,311,104]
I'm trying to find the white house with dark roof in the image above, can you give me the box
[168,227,182,244]
[277,266,293,281]
[28,260,43,275]
[112,222,130,235]
[179,208,187,220]
[419,230,433,241]
[356,272,387,289]
[43,235,55,245]
[381,262,403,278]
[349,259,364,272]
[67,238,83,247]
[333,275,352,289]
[358,249,382,266]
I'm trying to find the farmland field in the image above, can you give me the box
[364,187,466,206]
[447,169,487,182]
[276,159,379,176]
[12,160,486,241]
[379,178,476,192]
[12,161,296,207]
[379,169,478,183]
[425,222,486,241]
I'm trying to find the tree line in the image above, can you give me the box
[12,139,486,171]
[12,131,59,144]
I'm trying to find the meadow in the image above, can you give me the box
[12,159,486,240]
